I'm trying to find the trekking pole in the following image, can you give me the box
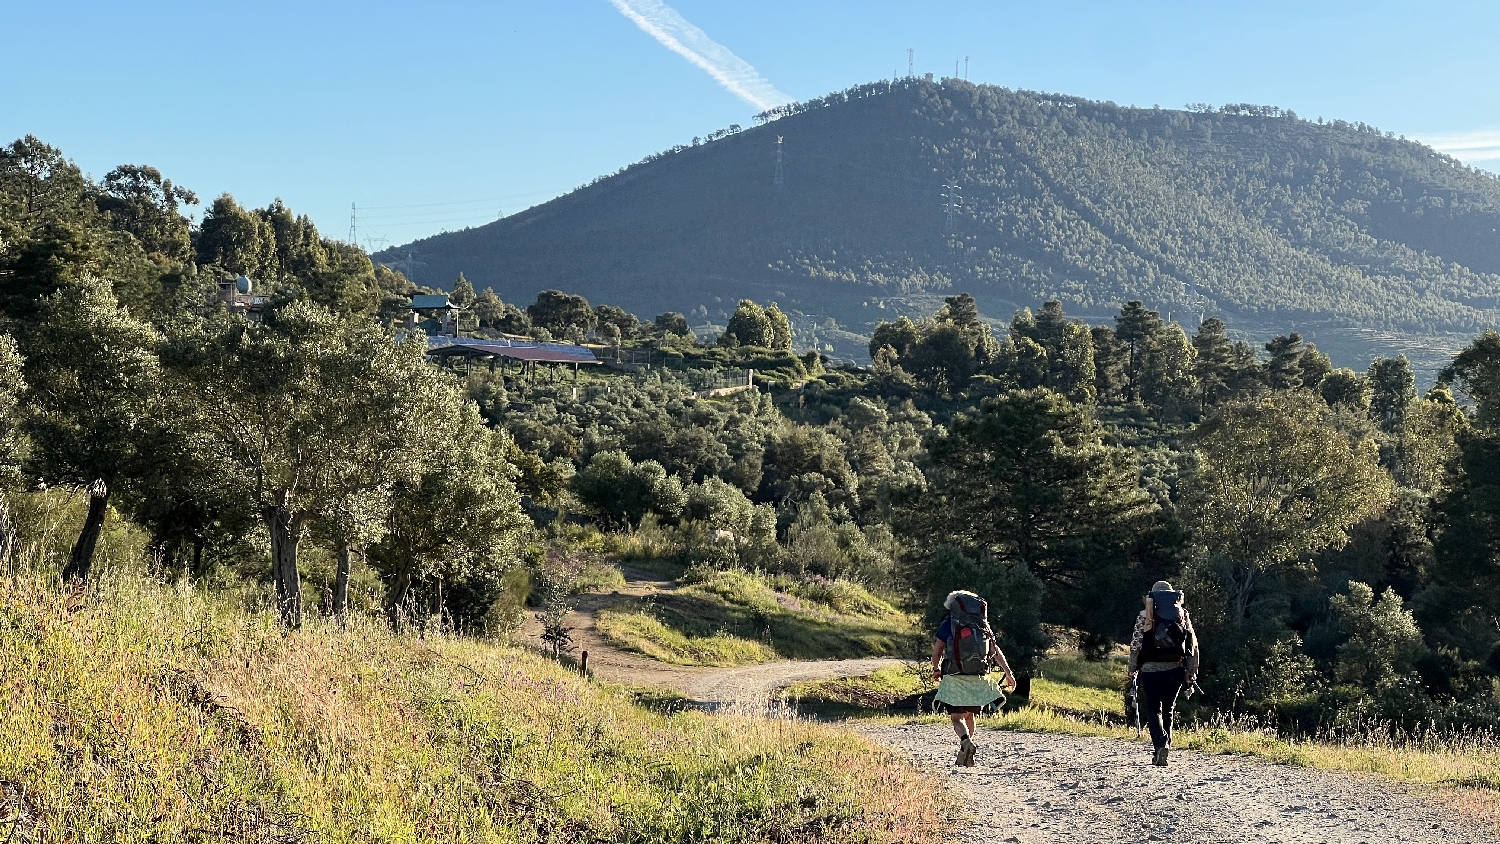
[1130,674,1142,739]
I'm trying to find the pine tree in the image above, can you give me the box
[765,302,793,351]
[1369,356,1417,432]
[911,388,1157,594]
[1263,333,1306,390]
[1192,317,1236,411]
[1115,301,1166,403]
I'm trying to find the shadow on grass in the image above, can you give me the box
[643,590,923,661]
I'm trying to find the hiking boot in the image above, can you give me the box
[958,737,978,767]
[1152,746,1169,767]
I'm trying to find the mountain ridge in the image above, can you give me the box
[378,79,1500,370]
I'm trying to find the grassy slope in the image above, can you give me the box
[596,570,922,667]
[0,570,949,843]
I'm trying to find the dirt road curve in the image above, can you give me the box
[681,657,904,710]
[519,568,904,707]
[863,724,1498,844]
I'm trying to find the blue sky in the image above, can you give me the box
[8,1,1500,249]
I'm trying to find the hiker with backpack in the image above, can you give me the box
[1128,580,1200,767]
[930,590,1016,767]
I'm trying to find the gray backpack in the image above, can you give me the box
[943,593,995,675]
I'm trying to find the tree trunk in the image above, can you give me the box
[333,539,352,625]
[191,538,205,578]
[1231,566,1257,625]
[61,479,109,586]
[266,502,303,629]
[385,564,414,630]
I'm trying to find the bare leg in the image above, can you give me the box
[950,714,968,738]
[962,712,977,738]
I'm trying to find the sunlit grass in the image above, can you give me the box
[596,569,922,667]
[0,497,951,844]
[597,609,775,666]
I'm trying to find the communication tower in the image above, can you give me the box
[908,48,914,78]
[774,136,785,189]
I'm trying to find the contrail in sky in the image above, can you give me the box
[608,0,792,111]
[1420,128,1500,164]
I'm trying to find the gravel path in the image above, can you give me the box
[862,724,1498,844]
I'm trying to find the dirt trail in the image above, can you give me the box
[518,566,903,707]
[523,568,1496,842]
[864,724,1498,844]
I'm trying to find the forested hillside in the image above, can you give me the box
[383,79,1500,371]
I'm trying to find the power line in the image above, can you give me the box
[941,179,963,233]
[358,190,556,211]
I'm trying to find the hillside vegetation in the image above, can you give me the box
[383,79,1500,366]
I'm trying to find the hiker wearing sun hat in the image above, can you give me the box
[1128,580,1199,767]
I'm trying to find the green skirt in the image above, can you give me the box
[935,673,1005,708]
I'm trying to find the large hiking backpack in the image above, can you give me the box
[943,592,996,675]
[1142,589,1189,662]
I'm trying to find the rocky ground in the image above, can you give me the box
[863,724,1498,844]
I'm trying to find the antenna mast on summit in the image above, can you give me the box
[907,48,914,78]
[348,202,357,245]
[965,56,970,80]
[774,136,785,189]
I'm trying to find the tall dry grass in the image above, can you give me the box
[0,490,952,844]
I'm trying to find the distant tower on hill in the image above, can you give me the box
[908,48,914,78]
[774,136,785,189]
[942,180,963,233]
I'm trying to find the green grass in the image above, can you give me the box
[595,569,923,667]
[596,610,776,666]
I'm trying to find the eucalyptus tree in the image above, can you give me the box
[24,275,162,586]
[166,302,446,627]
[96,164,197,261]
[1182,391,1394,623]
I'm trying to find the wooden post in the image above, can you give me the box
[580,650,589,677]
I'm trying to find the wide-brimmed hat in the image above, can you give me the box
[1151,580,1175,593]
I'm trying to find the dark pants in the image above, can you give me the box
[1139,666,1185,750]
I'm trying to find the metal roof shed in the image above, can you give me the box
[410,294,454,310]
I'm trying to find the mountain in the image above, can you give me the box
[378,79,1500,370]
